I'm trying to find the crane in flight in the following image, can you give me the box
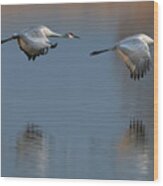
[1,25,80,61]
[90,34,154,80]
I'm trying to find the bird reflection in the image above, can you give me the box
[16,123,48,177]
[128,119,146,146]
[118,119,150,177]
[23,123,43,139]
[119,119,146,151]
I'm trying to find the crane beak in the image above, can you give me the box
[73,35,80,39]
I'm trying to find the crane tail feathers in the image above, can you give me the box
[130,68,151,80]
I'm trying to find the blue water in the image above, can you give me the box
[1,2,154,180]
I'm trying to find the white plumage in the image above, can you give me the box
[1,25,79,61]
[90,34,154,80]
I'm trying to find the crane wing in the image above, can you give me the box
[117,39,152,80]
[18,30,57,61]
[22,26,46,38]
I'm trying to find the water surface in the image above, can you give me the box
[1,2,154,180]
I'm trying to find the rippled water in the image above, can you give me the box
[1,2,154,180]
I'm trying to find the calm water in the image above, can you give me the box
[1,2,154,180]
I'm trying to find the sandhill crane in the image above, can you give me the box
[90,34,154,80]
[1,25,80,61]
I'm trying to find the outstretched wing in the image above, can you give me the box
[23,26,46,39]
[117,38,152,80]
